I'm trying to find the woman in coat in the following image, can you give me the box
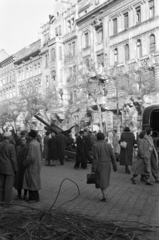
[43,132,50,166]
[92,132,117,202]
[48,133,59,166]
[131,130,152,184]
[119,127,136,174]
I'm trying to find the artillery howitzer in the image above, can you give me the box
[34,114,75,148]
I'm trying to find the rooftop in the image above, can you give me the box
[0,49,9,63]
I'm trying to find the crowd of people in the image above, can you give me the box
[0,125,159,208]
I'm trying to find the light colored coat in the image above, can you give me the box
[23,139,41,191]
[92,140,117,189]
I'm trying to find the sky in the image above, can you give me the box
[0,0,58,55]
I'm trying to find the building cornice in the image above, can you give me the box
[0,56,14,67]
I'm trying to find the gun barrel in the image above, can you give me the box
[34,115,59,134]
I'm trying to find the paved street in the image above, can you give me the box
[12,159,159,227]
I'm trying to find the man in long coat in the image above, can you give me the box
[74,130,87,169]
[48,133,58,166]
[14,136,28,199]
[0,132,17,206]
[44,132,50,166]
[23,130,41,203]
[57,132,66,165]
[119,127,136,174]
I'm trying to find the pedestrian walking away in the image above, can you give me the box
[0,132,17,207]
[119,127,136,174]
[92,132,117,202]
[23,129,41,203]
[14,136,28,199]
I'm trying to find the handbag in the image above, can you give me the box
[120,133,127,148]
[87,172,97,184]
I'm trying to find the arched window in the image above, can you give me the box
[150,34,155,53]
[137,39,142,58]
[125,44,129,61]
[114,48,118,64]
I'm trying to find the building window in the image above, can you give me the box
[125,44,129,61]
[135,6,141,24]
[51,48,55,61]
[114,48,118,64]
[34,65,37,75]
[97,29,103,44]
[38,63,41,74]
[124,12,129,30]
[59,46,62,60]
[68,20,71,33]
[137,40,142,58]
[149,34,156,53]
[51,71,56,82]
[30,66,32,77]
[84,32,89,48]
[46,75,50,87]
[45,54,48,67]
[59,26,62,36]
[97,53,104,68]
[113,18,117,35]
[72,42,75,56]
[149,0,154,18]
[55,27,58,36]
[26,68,29,78]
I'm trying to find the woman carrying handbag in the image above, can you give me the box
[91,132,117,202]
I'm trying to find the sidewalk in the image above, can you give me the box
[13,160,159,227]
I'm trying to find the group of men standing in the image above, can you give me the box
[43,132,66,166]
[0,129,42,208]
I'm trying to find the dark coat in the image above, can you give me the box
[76,136,85,164]
[57,133,66,159]
[14,144,28,190]
[44,136,50,160]
[23,139,41,191]
[92,140,117,189]
[119,131,136,166]
[0,140,17,175]
[48,136,58,160]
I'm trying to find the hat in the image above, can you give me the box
[28,129,37,138]
[113,129,117,132]
[124,127,130,132]
[4,132,12,138]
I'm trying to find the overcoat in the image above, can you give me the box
[119,132,136,166]
[44,136,50,160]
[48,136,59,160]
[76,136,85,164]
[23,139,41,191]
[14,144,28,190]
[57,133,66,159]
[0,140,17,175]
[92,140,117,189]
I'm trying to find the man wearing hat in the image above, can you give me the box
[0,132,17,206]
[23,129,41,203]
[74,130,87,169]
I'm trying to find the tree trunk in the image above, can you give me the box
[97,102,103,132]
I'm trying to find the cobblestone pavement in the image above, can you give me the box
[13,159,159,227]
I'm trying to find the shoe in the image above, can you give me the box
[131,177,136,184]
[15,195,22,200]
[155,179,159,183]
[146,182,153,186]
[140,177,146,182]
[60,163,64,165]
[100,197,107,202]
[74,167,79,170]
